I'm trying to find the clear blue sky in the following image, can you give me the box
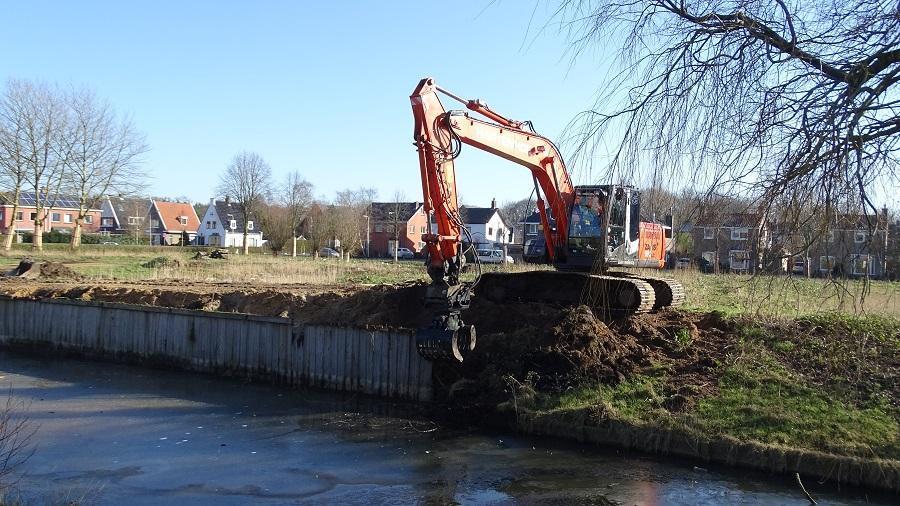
[0,0,609,207]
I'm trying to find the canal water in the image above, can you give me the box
[0,351,889,505]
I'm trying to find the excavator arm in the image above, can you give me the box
[410,77,576,362]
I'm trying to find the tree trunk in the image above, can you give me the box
[3,201,19,251]
[291,236,297,257]
[33,219,43,251]
[70,219,83,250]
[242,225,249,255]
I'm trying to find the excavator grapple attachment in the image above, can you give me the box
[416,320,476,362]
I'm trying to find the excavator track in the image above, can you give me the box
[607,272,686,310]
[475,271,655,316]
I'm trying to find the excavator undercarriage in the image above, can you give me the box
[476,271,684,316]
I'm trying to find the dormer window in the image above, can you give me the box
[229,220,237,230]
[179,216,188,225]
[247,221,254,231]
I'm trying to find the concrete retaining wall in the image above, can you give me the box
[0,297,432,401]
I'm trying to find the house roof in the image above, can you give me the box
[369,202,422,222]
[0,192,96,210]
[459,206,510,226]
[153,201,200,232]
[212,200,257,232]
[106,196,152,223]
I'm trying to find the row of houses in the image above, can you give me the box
[0,193,261,247]
[685,209,896,278]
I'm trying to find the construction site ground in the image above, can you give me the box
[1,256,898,489]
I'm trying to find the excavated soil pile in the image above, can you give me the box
[4,260,82,280]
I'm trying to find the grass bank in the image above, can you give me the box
[496,311,900,490]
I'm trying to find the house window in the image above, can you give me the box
[704,227,715,239]
[731,228,749,241]
[151,219,159,228]
[729,250,750,271]
[826,230,835,243]
[525,223,537,235]
[498,227,504,239]
[851,254,871,275]
[212,220,216,228]
[408,224,415,234]
[51,212,61,222]
[229,220,237,230]
[420,226,426,234]
[488,227,493,236]
[206,221,211,229]
[247,221,254,230]
[179,216,188,225]
[854,231,866,243]
[64,214,72,223]
[375,224,383,233]
[386,224,394,234]
[15,212,23,222]
[702,251,716,264]
[127,216,141,225]
[819,256,835,272]
[30,212,37,221]
[101,217,113,227]
[84,215,93,224]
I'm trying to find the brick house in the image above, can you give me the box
[148,200,201,246]
[368,202,428,257]
[778,211,891,278]
[0,192,101,238]
[692,213,767,273]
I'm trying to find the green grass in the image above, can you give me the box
[693,356,898,457]
[528,315,900,459]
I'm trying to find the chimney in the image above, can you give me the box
[224,195,230,205]
[490,198,496,209]
[209,197,215,206]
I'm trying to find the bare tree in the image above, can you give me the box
[258,202,293,256]
[0,80,30,251]
[14,80,68,252]
[217,151,272,255]
[62,87,148,249]
[500,197,534,243]
[280,171,314,257]
[0,392,34,494]
[331,187,377,260]
[555,0,899,230]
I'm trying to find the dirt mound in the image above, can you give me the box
[5,259,81,280]
[142,256,182,269]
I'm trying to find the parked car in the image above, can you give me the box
[675,257,692,269]
[318,247,341,258]
[394,247,415,260]
[791,258,805,275]
[476,249,514,264]
[101,241,119,246]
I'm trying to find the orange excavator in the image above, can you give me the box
[411,77,684,362]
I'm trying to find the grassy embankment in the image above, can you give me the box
[2,244,898,466]
[526,312,899,462]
